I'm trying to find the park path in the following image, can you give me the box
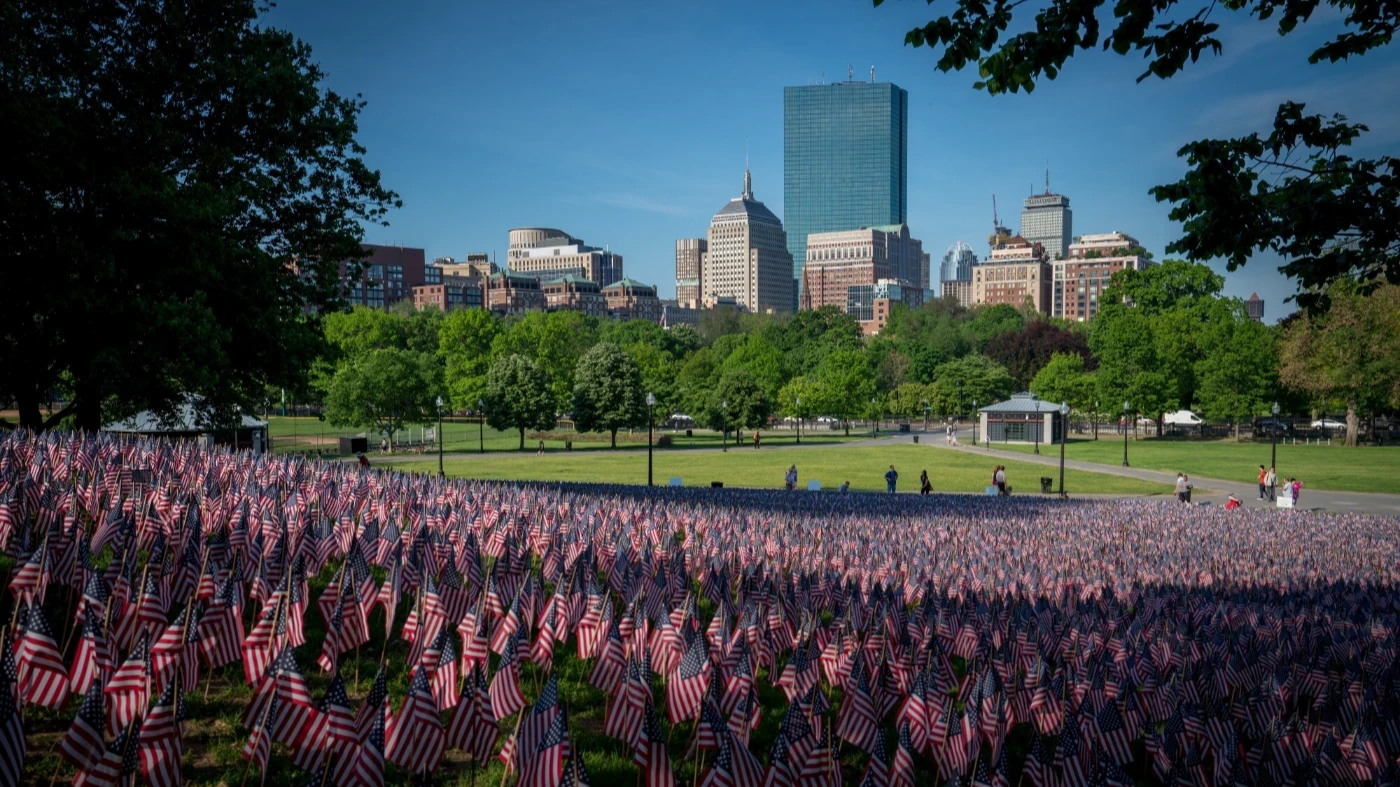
[923,426,1400,517]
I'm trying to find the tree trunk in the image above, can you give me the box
[518,428,525,450]
[71,378,102,433]
[610,429,617,449]
[1346,400,1359,447]
[15,387,43,431]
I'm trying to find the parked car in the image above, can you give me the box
[1310,417,1346,430]
[1163,410,1204,426]
[1135,417,1157,428]
[1253,418,1293,438]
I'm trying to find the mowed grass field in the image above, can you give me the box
[266,415,866,456]
[377,443,1171,496]
[14,554,1020,787]
[995,436,1400,494]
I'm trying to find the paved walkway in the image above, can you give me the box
[918,427,1400,517]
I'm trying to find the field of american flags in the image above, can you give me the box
[2,430,1399,786]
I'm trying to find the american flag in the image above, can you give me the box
[336,699,387,787]
[520,699,570,787]
[75,718,141,787]
[700,704,764,787]
[668,633,711,724]
[138,672,185,787]
[836,653,879,753]
[17,601,70,709]
[891,721,917,787]
[385,666,446,777]
[105,630,151,734]
[634,699,675,787]
[447,662,499,763]
[0,654,24,787]
[490,629,527,721]
[60,680,108,771]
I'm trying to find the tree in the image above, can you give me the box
[965,305,1026,348]
[983,321,1092,389]
[719,335,788,401]
[777,376,828,426]
[1279,282,1400,445]
[887,382,933,422]
[676,348,720,418]
[1030,353,1096,414]
[492,311,598,411]
[1103,260,1224,315]
[926,356,1014,417]
[1194,310,1279,439]
[0,0,398,431]
[324,349,439,451]
[879,0,1399,305]
[701,370,772,434]
[1090,305,1172,427]
[439,308,503,411]
[627,341,682,425]
[572,343,646,448]
[484,354,556,450]
[817,349,876,435]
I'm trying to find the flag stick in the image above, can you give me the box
[499,710,524,787]
[239,650,278,787]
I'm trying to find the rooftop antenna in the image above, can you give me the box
[848,64,853,81]
[870,65,875,83]
[1045,162,1050,194]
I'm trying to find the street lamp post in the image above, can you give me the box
[957,381,964,427]
[1033,401,1041,455]
[721,400,728,453]
[972,400,978,445]
[871,397,878,437]
[477,398,484,454]
[1122,401,1130,467]
[922,399,929,433]
[795,397,802,445]
[1094,400,1099,440]
[1271,400,1280,472]
[436,396,445,478]
[1059,402,1069,495]
[646,392,656,486]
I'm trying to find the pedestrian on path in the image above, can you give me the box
[994,466,1008,496]
[785,465,797,491]
[920,470,932,495]
[1266,466,1277,502]
[753,430,761,449]
[1175,473,1193,504]
[885,465,899,493]
[538,439,545,456]
[1289,477,1302,505]
[1258,465,1267,500]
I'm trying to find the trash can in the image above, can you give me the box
[912,435,919,444]
[711,481,724,489]
[685,429,693,438]
[1040,477,1054,494]
[339,436,367,454]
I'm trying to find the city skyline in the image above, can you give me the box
[266,0,1400,323]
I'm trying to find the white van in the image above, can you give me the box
[1163,410,1205,426]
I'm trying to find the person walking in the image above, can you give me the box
[1290,477,1302,505]
[1257,465,1268,500]
[920,470,932,495]
[785,465,797,491]
[838,480,850,494]
[357,452,370,469]
[1175,473,1193,504]
[538,439,545,456]
[994,465,1007,496]
[1265,466,1277,502]
[884,465,899,494]
[753,430,761,449]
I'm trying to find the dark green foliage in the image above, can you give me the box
[485,354,556,449]
[572,342,647,447]
[0,0,399,431]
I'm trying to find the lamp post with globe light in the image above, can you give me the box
[1122,401,1131,467]
[1033,399,1041,455]
[795,397,801,445]
[1271,400,1280,472]
[436,396,444,477]
[1059,401,1070,495]
[972,400,978,446]
[646,392,656,486]
[477,398,484,454]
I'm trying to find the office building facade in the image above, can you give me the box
[543,275,607,317]
[486,271,546,314]
[603,278,662,323]
[941,279,973,308]
[1246,293,1265,322]
[1021,191,1072,261]
[799,225,923,312]
[784,77,908,291]
[506,228,623,287]
[675,238,706,308]
[972,236,1052,313]
[339,244,427,310]
[940,241,977,282]
[847,279,925,335]
[703,169,794,314]
[1053,232,1153,321]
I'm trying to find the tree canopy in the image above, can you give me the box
[0,0,398,431]
[323,349,439,450]
[484,354,556,449]
[572,342,647,447]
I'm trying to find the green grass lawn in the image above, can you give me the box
[993,435,1400,494]
[375,443,1169,496]
[266,415,867,456]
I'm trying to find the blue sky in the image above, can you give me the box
[266,0,1400,322]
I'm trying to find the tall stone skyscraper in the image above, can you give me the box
[1020,173,1072,260]
[784,72,908,299]
[674,238,706,308]
[703,168,793,315]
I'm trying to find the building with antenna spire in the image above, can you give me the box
[701,166,793,314]
[784,72,909,308]
[1020,169,1072,260]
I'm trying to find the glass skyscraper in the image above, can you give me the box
[784,79,908,294]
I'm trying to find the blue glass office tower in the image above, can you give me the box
[784,79,908,295]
